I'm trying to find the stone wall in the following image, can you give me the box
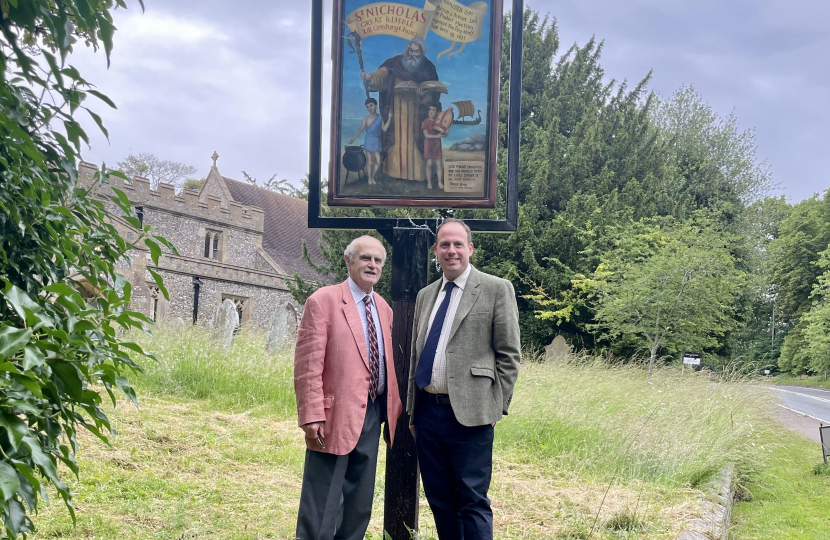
[223,227,260,267]
[153,270,294,329]
[143,206,263,265]
[79,161,299,330]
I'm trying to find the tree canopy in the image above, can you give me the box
[116,152,198,191]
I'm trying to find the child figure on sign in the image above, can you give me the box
[348,97,392,185]
[421,102,450,190]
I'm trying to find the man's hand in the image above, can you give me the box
[409,424,415,437]
[360,71,371,82]
[302,422,325,445]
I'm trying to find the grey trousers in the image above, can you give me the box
[295,393,384,540]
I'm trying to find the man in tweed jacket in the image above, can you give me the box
[407,219,521,539]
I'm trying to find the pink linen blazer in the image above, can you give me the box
[294,281,402,455]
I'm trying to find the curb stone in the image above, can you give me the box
[676,464,735,540]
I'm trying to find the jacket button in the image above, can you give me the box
[361,404,366,409]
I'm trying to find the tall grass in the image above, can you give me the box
[130,324,296,415]
[498,357,774,488]
[129,325,774,490]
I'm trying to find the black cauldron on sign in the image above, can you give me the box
[343,145,366,184]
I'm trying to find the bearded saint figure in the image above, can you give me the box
[360,36,442,182]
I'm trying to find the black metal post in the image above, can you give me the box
[192,277,202,325]
[383,227,431,539]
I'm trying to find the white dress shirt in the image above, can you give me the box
[348,277,386,394]
[423,264,473,394]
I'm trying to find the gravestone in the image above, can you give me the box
[266,303,299,353]
[544,335,571,362]
[212,299,239,348]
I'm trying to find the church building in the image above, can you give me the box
[79,154,326,328]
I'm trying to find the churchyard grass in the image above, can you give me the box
[28,326,780,539]
[133,324,296,415]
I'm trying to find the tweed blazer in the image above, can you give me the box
[406,267,521,427]
[294,281,402,455]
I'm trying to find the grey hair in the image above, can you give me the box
[344,235,387,264]
[407,36,427,56]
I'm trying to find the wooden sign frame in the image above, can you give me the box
[307,0,522,233]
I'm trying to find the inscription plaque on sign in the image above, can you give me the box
[444,162,484,193]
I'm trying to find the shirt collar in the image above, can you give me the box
[348,277,375,305]
[441,264,473,291]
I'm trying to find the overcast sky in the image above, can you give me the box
[71,0,829,202]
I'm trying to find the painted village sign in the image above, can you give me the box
[328,0,503,208]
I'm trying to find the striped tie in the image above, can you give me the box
[364,295,379,401]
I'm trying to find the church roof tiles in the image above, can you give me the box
[223,178,329,283]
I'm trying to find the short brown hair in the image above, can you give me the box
[435,218,471,244]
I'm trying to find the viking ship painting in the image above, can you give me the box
[452,100,482,125]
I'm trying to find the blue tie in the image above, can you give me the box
[415,281,456,390]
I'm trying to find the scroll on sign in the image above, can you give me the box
[345,0,487,59]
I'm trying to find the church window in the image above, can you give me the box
[204,230,223,260]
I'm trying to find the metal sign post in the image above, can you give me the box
[307,1,523,537]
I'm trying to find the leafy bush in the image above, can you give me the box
[0,0,169,537]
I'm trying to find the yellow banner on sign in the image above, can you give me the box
[344,1,488,54]
[345,3,434,41]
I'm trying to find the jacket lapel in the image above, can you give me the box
[340,281,371,371]
[416,279,443,356]
[447,267,481,344]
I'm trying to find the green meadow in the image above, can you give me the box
[25,325,812,539]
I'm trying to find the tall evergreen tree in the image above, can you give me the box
[770,193,830,373]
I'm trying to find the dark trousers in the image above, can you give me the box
[414,391,494,540]
[295,392,386,540]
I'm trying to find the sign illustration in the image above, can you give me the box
[328,0,502,208]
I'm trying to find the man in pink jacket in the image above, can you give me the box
[294,235,402,540]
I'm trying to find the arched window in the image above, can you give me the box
[204,230,223,260]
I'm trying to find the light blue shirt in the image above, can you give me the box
[348,278,386,394]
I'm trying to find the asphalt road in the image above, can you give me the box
[772,385,830,444]
[773,385,830,423]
